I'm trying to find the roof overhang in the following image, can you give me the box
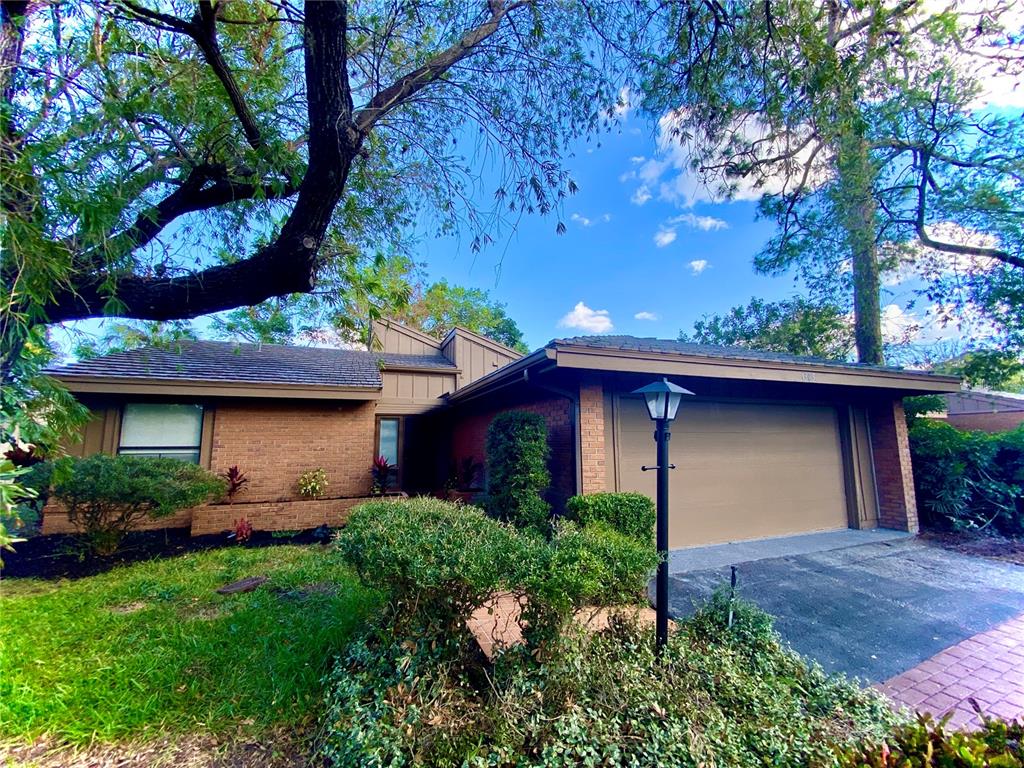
[53,375,382,401]
[448,343,961,402]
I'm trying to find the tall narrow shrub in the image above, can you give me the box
[485,410,550,532]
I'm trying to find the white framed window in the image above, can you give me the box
[119,404,203,463]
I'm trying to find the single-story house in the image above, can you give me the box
[941,389,1024,433]
[43,322,961,548]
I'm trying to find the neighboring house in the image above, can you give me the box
[941,389,1024,433]
[44,328,960,549]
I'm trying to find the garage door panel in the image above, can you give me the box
[616,398,848,548]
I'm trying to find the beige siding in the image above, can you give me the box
[371,319,441,355]
[614,397,849,548]
[444,329,521,388]
[379,371,457,413]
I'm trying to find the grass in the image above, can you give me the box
[0,544,378,744]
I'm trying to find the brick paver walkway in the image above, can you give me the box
[878,613,1024,729]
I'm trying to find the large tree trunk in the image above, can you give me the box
[836,131,884,366]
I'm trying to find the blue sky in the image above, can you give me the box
[415,115,792,352]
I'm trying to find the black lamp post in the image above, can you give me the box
[633,377,694,653]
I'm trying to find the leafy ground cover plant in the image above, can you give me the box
[0,545,377,743]
[565,491,656,541]
[909,421,1024,535]
[485,411,551,532]
[320,590,896,767]
[51,455,226,555]
[839,711,1024,767]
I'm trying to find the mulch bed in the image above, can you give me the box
[920,530,1024,566]
[0,727,311,768]
[2,526,334,581]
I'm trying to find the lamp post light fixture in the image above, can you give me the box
[633,377,694,654]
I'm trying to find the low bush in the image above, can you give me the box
[485,410,551,532]
[839,712,1024,767]
[908,420,1024,535]
[336,498,542,635]
[565,491,656,541]
[320,594,896,767]
[51,455,225,555]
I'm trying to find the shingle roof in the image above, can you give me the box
[45,340,455,389]
[553,335,915,374]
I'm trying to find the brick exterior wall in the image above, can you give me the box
[946,411,1024,433]
[579,376,606,494]
[43,399,379,536]
[868,398,919,532]
[450,392,575,512]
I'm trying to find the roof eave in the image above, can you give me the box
[550,343,962,393]
[51,374,382,401]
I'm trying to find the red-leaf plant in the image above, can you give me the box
[221,465,248,503]
[371,455,393,495]
[232,517,253,544]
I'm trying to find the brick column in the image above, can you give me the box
[579,375,606,494]
[868,398,919,533]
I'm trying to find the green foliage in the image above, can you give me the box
[840,712,1024,767]
[0,460,37,566]
[336,498,540,635]
[903,395,947,427]
[398,280,528,353]
[72,320,197,360]
[0,545,376,743]
[320,595,895,768]
[296,467,329,499]
[934,350,1024,392]
[485,411,551,533]
[565,492,656,542]
[908,420,1023,535]
[680,297,853,360]
[51,455,226,555]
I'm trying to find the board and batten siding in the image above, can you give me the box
[441,330,521,390]
[379,370,458,414]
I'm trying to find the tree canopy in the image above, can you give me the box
[679,297,853,360]
[640,0,1024,364]
[1,0,625,374]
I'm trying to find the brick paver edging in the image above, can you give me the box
[878,613,1024,730]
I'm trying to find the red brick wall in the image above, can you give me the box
[946,411,1024,433]
[579,376,606,493]
[869,398,919,532]
[450,392,575,512]
[43,399,379,536]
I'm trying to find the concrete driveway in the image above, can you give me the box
[667,535,1024,682]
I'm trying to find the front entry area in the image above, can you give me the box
[613,397,852,548]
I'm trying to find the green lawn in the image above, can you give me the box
[0,544,377,744]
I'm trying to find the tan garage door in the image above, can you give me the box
[615,398,849,548]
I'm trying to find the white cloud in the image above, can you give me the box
[881,222,1001,287]
[570,213,593,227]
[668,212,729,232]
[613,86,632,119]
[631,185,652,206]
[634,311,658,321]
[629,155,646,164]
[653,229,677,248]
[602,213,612,223]
[559,302,614,333]
[688,259,709,275]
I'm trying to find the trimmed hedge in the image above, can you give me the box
[565,492,655,541]
[485,411,551,532]
[908,420,1023,535]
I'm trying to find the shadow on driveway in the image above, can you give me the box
[668,538,1024,682]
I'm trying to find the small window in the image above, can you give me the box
[119,404,203,463]
[378,418,399,467]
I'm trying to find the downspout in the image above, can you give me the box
[524,368,583,498]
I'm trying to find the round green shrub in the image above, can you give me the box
[484,410,551,532]
[51,454,226,555]
[336,497,544,634]
[565,491,656,541]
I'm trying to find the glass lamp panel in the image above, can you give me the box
[665,392,683,421]
[643,391,665,421]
